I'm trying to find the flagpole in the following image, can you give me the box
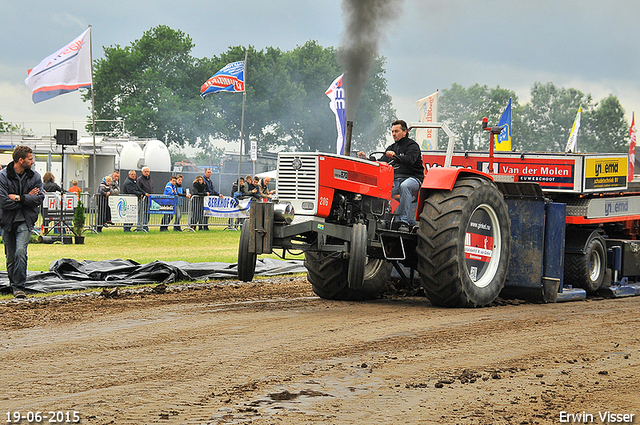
[238,49,248,183]
[89,25,97,194]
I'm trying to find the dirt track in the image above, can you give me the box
[1,277,639,424]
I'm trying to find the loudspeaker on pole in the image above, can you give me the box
[55,129,78,146]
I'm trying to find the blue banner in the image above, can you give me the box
[149,195,176,214]
[203,196,252,218]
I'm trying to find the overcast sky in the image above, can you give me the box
[1,0,639,143]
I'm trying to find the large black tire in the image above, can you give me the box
[564,232,606,293]
[237,219,257,282]
[416,176,511,308]
[305,251,391,301]
[348,223,367,289]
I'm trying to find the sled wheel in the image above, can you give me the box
[564,232,606,293]
[416,176,511,307]
[348,223,367,289]
[237,219,257,282]
[305,251,391,301]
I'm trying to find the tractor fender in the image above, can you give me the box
[416,168,494,217]
[565,227,604,254]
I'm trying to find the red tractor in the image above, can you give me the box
[238,121,640,307]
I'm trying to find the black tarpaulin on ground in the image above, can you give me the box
[0,258,306,294]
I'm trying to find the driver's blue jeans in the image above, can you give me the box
[392,177,421,224]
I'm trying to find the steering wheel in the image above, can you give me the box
[366,151,387,161]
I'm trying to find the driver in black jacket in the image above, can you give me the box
[358,119,424,230]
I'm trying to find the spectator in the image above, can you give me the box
[121,170,146,232]
[68,180,81,194]
[190,175,207,230]
[41,171,61,229]
[174,174,189,231]
[202,168,223,230]
[136,166,154,232]
[258,176,276,199]
[96,175,113,232]
[42,171,62,193]
[111,171,120,195]
[0,146,45,298]
[252,177,263,199]
[233,177,245,199]
[247,176,260,199]
[160,176,177,231]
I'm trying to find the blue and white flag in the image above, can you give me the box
[200,61,246,99]
[24,28,92,104]
[326,74,346,155]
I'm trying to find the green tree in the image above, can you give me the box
[85,25,217,146]
[581,95,628,153]
[203,41,394,154]
[89,26,395,154]
[0,115,29,134]
[438,83,517,150]
[517,82,593,152]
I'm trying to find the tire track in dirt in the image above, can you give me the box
[1,279,639,424]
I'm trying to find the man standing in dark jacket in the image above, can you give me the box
[202,168,221,230]
[136,167,154,231]
[358,119,424,229]
[0,146,45,298]
[122,170,147,232]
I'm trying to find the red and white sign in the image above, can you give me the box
[465,232,493,263]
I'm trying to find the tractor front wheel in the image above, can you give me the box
[306,250,391,301]
[237,219,257,282]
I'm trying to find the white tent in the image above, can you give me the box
[255,170,277,180]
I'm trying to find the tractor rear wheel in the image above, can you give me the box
[305,250,391,301]
[237,219,257,282]
[564,232,606,293]
[416,176,511,307]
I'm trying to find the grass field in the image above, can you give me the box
[2,227,247,272]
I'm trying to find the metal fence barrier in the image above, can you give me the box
[34,193,245,235]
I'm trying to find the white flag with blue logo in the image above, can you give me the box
[326,74,346,155]
[24,28,92,104]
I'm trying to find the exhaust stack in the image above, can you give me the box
[344,120,354,157]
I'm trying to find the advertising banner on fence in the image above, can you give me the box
[203,196,252,218]
[149,195,176,214]
[109,195,138,224]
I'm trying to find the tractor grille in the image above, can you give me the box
[276,153,318,202]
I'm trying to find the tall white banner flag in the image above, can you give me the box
[416,90,438,150]
[25,28,92,104]
[565,107,582,152]
[325,74,346,155]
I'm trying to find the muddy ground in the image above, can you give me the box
[1,277,639,424]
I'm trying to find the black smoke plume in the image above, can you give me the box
[338,0,403,121]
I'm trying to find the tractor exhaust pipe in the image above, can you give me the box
[344,120,354,157]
